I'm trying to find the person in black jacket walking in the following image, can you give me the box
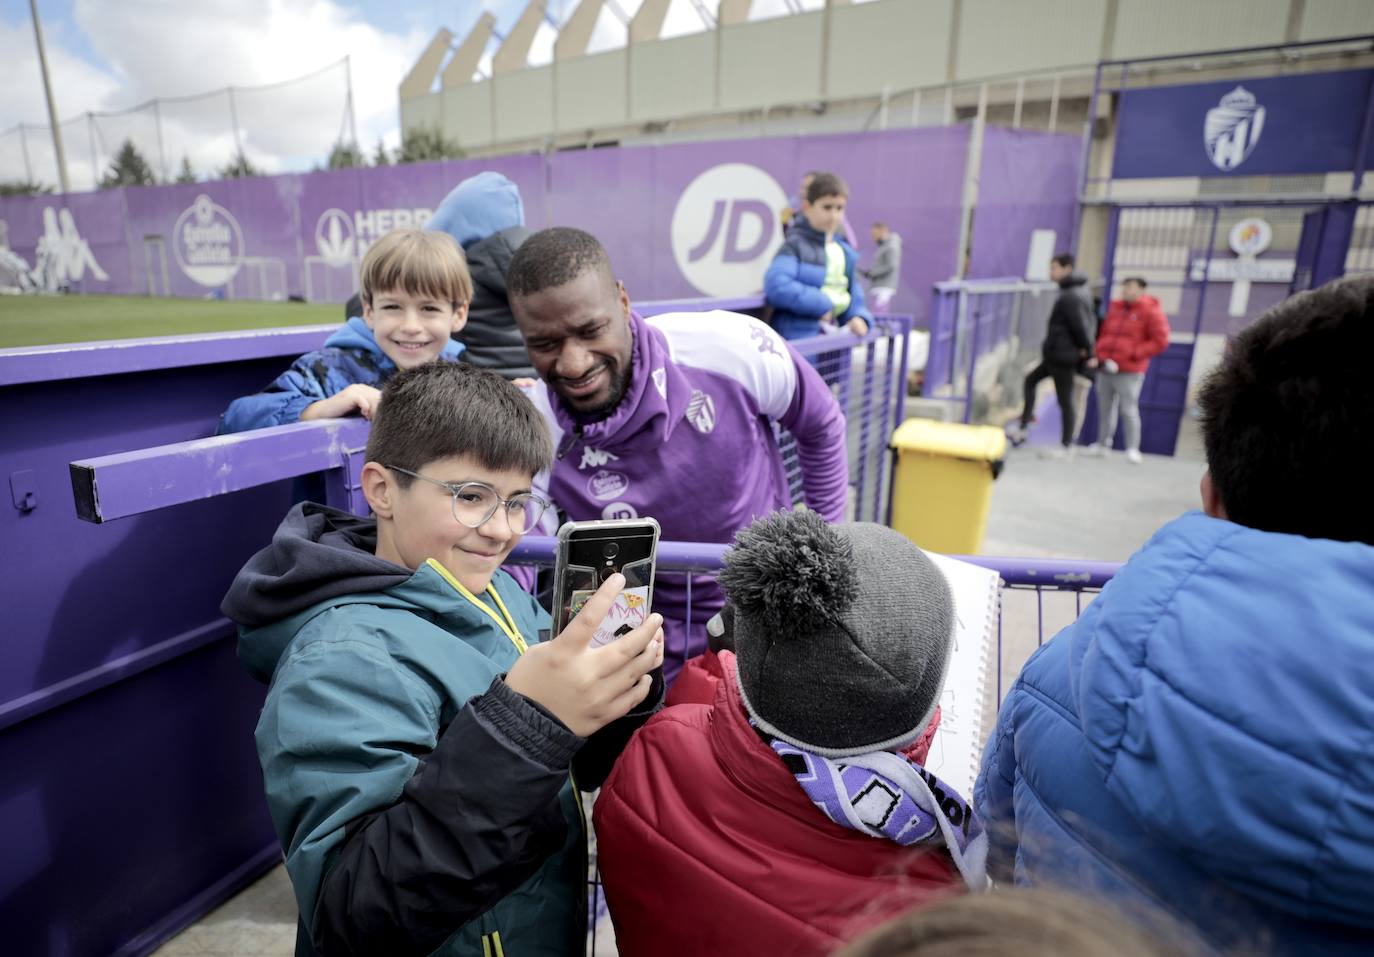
[1009,253,1095,457]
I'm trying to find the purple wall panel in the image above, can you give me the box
[968,127,1081,280]
[0,128,1001,327]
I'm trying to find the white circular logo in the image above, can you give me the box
[1229,218,1272,258]
[315,208,357,266]
[671,163,789,298]
[602,502,638,520]
[173,194,244,287]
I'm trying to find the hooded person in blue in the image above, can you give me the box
[976,276,1374,956]
[425,171,537,380]
[223,362,665,956]
[218,229,468,433]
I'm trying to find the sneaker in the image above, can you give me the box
[1040,445,1073,461]
[1006,424,1028,448]
[1081,443,1105,457]
[1126,448,1143,464]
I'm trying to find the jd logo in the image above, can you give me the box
[173,194,244,287]
[1205,86,1265,172]
[315,208,356,267]
[671,163,788,298]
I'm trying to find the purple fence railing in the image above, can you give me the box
[923,279,1059,423]
[507,536,1121,957]
[780,315,912,522]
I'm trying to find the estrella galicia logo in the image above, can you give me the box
[671,163,788,298]
[587,469,630,501]
[1204,86,1265,172]
[173,194,244,287]
[315,208,356,267]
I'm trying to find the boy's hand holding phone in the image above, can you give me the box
[506,573,664,737]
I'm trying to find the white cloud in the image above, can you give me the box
[1,1,429,188]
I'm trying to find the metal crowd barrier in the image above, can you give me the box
[505,537,1122,957]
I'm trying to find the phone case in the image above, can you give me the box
[551,518,660,645]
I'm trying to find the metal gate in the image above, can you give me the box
[1091,200,1365,454]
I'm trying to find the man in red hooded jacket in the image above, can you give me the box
[594,511,981,957]
[1084,276,1169,463]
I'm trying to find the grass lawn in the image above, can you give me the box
[0,294,341,348]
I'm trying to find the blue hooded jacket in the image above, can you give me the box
[764,219,872,341]
[427,171,525,248]
[216,316,464,433]
[976,512,1374,954]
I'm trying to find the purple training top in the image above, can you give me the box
[530,310,848,681]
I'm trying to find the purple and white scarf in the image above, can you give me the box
[770,738,989,889]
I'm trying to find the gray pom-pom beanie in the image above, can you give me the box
[718,509,955,758]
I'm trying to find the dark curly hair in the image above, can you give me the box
[1198,275,1374,545]
[506,226,615,298]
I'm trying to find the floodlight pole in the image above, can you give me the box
[29,0,71,193]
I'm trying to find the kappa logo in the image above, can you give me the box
[1205,86,1265,172]
[34,207,108,286]
[652,367,668,399]
[671,163,789,298]
[578,447,620,470]
[315,208,356,267]
[587,469,631,501]
[686,389,716,435]
[749,324,784,358]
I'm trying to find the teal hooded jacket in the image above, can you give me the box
[227,503,587,957]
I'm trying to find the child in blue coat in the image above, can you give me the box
[764,172,872,342]
[218,229,469,433]
[976,276,1374,955]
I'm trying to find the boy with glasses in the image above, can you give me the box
[223,362,664,957]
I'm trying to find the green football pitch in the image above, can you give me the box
[0,294,341,349]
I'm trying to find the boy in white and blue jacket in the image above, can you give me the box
[764,171,872,342]
[218,229,468,433]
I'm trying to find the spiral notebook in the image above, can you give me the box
[919,552,1002,799]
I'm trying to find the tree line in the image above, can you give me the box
[0,127,465,196]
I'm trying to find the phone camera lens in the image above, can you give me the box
[602,542,620,559]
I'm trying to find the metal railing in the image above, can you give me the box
[924,279,1059,423]
[504,536,1121,957]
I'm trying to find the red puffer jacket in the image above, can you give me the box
[1095,294,1170,373]
[594,653,962,957]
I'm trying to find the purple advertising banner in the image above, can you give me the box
[1113,69,1374,179]
[0,125,1081,325]
[968,127,1081,278]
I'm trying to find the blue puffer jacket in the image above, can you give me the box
[976,512,1374,955]
[216,317,464,433]
[764,220,871,341]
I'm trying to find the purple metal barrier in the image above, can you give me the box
[0,331,341,957]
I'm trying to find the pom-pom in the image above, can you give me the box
[718,509,859,635]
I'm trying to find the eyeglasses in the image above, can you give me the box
[386,466,550,534]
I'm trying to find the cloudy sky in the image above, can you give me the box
[1,0,819,190]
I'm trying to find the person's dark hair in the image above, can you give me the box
[1198,275,1374,545]
[806,172,848,204]
[507,226,614,298]
[872,221,888,230]
[365,362,553,484]
[1123,276,1148,288]
[833,886,1212,957]
[1052,252,1075,269]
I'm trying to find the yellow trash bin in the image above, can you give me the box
[890,418,1006,554]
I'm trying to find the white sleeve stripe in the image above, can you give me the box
[647,311,797,420]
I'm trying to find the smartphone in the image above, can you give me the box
[552,518,660,647]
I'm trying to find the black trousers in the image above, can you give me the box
[1020,361,1078,446]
